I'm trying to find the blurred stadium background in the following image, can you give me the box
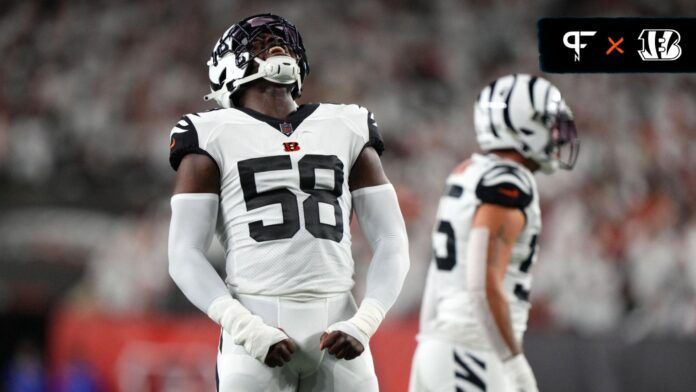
[1,0,695,391]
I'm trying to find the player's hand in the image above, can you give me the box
[319,330,364,360]
[264,338,297,368]
[503,354,539,392]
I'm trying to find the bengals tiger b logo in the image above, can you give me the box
[283,142,300,152]
[638,29,682,61]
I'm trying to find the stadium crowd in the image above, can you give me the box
[1,0,695,349]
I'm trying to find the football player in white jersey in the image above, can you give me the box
[409,74,579,392]
[166,14,410,391]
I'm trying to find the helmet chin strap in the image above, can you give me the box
[233,55,301,90]
[203,55,301,107]
[203,86,231,107]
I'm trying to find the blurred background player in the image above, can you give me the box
[167,14,409,391]
[410,74,579,392]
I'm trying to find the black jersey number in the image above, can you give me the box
[238,155,344,243]
[514,234,538,302]
[518,234,537,273]
[238,156,300,242]
[434,220,456,271]
[299,155,344,241]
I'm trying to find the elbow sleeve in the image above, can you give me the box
[168,193,228,313]
[352,183,410,312]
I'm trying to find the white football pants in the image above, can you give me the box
[409,338,514,392]
[216,292,379,392]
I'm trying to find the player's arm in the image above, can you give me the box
[168,153,295,367]
[470,204,524,356]
[467,204,538,391]
[320,146,410,359]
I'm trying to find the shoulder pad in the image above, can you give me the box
[323,104,385,155]
[168,114,211,171]
[359,106,385,156]
[475,164,533,208]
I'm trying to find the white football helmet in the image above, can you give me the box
[474,74,579,173]
[203,14,310,108]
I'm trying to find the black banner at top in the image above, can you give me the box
[538,18,696,73]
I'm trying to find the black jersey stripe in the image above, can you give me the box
[446,184,464,198]
[514,283,530,302]
[174,115,196,132]
[519,234,538,273]
[366,111,385,156]
[483,165,531,190]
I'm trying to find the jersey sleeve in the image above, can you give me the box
[365,110,385,156]
[475,164,533,209]
[168,114,217,171]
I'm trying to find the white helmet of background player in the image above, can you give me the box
[203,14,310,108]
[474,74,579,173]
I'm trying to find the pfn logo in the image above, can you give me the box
[563,31,597,61]
[638,29,682,61]
[283,142,301,152]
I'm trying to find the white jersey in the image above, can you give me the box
[169,103,384,298]
[422,153,541,350]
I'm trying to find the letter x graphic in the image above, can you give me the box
[606,37,624,55]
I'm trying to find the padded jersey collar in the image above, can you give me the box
[235,103,320,137]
